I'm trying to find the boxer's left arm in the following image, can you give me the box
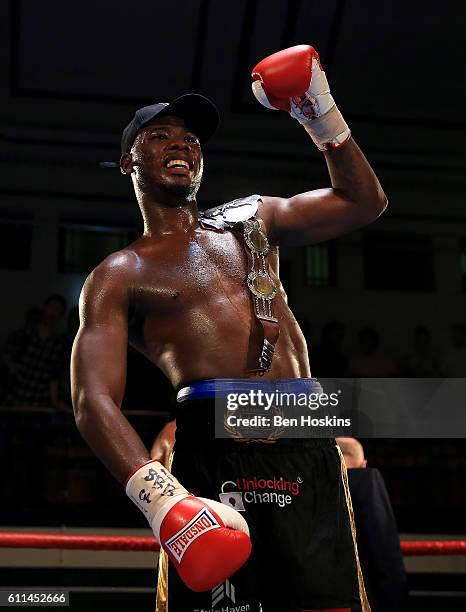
[252,45,387,245]
[260,139,387,246]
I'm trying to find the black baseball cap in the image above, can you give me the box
[121,93,219,155]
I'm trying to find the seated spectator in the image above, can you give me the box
[337,437,407,612]
[1,307,42,398]
[443,322,466,377]
[349,327,397,377]
[310,319,348,377]
[3,307,42,364]
[2,294,67,407]
[399,325,443,377]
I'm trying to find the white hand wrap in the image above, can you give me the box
[290,57,351,151]
[125,460,188,533]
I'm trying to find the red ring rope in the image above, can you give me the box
[401,540,466,556]
[0,533,158,552]
[0,533,465,556]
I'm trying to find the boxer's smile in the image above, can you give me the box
[163,155,194,177]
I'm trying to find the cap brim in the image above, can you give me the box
[155,94,219,144]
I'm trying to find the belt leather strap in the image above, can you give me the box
[240,218,280,373]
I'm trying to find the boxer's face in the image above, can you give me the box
[125,115,203,200]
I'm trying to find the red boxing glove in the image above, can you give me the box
[156,494,251,592]
[126,460,251,592]
[251,44,350,151]
[251,44,319,112]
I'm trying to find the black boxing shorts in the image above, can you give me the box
[155,379,370,612]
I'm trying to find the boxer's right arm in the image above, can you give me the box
[71,254,252,591]
[71,252,151,484]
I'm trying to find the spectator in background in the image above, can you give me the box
[4,307,42,363]
[1,307,42,399]
[309,319,348,377]
[443,322,466,377]
[349,327,397,377]
[337,437,407,612]
[399,325,443,377]
[337,436,367,468]
[2,294,67,407]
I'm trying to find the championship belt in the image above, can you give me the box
[199,195,280,373]
[242,218,279,373]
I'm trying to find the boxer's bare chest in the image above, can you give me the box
[124,218,305,382]
[128,226,280,341]
[132,228,248,313]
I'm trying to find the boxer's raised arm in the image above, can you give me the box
[71,252,150,484]
[260,138,386,246]
[252,45,387,246]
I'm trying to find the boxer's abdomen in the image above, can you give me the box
[127,228,311,388]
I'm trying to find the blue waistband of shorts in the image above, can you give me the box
[176,378,322,403]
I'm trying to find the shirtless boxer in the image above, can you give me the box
[72,45,386,611]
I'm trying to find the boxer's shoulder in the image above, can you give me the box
[84,248,142,298]
[97,247,142,275]
[199,194,262,230]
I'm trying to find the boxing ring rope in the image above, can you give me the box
[0,532,465,556]
[400,541,466,556]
